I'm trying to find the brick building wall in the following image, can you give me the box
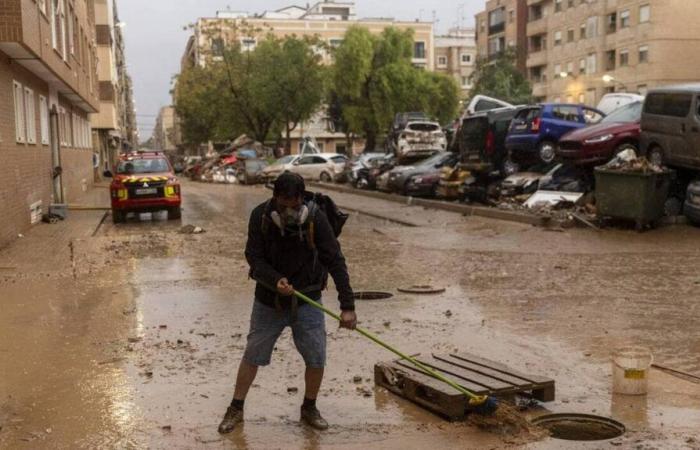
[0,52,93,250]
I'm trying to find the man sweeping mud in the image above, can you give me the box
[218,172,357,433]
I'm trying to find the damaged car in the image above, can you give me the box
[389,116,448,162]
[387,152,457,196]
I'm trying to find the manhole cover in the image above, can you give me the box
[353,291,394,301]
[532,414,625,441]
[396,285,446,295]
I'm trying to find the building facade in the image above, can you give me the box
[91,0,136,178]
[475,0,528,72]
[0,0,100,248]
[526,0,700,105]
[153,106,181,152]
[182,2,435,71]
[435,28,477,98]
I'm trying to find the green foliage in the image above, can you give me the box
[174,22,326,146]
[330,26,459,150]
[468,49,532,105]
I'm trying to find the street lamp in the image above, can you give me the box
[602,74,626,90]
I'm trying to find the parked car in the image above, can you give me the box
[684,180,700,225]
[106,151,181,223]
[236,158,269,185]
[506,103,605,169]
[640,84,700,170]
[262,155,298,181]
[463,95,514,118]
[389,118,447,162]
[288,153,349,181]
[557,101,643,166]
[360,155,396,190]
[387,152,458,196]
[345,152,388,187]
[459,106,525,176]
[596,93,645,115]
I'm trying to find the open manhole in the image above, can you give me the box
[353,291,394,301]
[397,285,446,295]
[532,414,625,441]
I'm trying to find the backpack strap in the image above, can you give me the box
[260,199,273,235]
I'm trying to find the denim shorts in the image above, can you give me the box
[242,299,327,368]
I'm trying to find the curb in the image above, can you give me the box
[309,182,549,227]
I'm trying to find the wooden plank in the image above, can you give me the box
[413,356,515,392]
[450,352,553,385]
[393,360,489,395]
[432,354,536,389]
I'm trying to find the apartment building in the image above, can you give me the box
[91,0,136,179]
[182,2,435,71]
[435,28,477,98]
[526,0,700,105]
[475,0,528,72]
[0,0,100,248]
[153,106,181,152]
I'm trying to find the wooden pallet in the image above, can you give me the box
[374,352,555,421]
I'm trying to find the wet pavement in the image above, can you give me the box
[1,180,700,449]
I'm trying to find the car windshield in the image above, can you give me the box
[117,158,169,174]
[602,102,643,123]
[330,155,348,164]
[417,152,451,167]
[274,155,295,166]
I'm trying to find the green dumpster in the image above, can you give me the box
[594,167,673,230]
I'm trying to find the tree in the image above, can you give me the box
[331,26,460,151]
[468,49,532,105]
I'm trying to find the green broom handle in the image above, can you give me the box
[290,289,487,403]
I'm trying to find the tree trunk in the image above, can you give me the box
[364,127,376,153]
[285,123,292,155]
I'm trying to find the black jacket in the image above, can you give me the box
[245,200,355,311]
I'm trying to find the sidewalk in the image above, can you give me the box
[0,183,110,279]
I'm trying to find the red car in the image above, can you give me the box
[108,151,182,223]
[556,101,643,166]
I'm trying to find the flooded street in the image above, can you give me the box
[2,180,700,449]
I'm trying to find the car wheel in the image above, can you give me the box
[112,210,126,224]
[320,172,332,183]
[502,159,520,176]
[167,207,182,221]
[647,146,664,166]
[538,141,556,164]
[614,143,638,157]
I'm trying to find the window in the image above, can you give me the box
[619,49,629,67]
[620,10,630,28]
[606,12,617,34]
[335,143,347,154]
[605,50,616,70]
[461,53,472,64]
[509,10,514,23]
[554,31,562,46]
[13,81,25,143]
[489,8,505,27]
[211,38,224,57]
[67,5,74,55]
[644,93,692,118]
[39,95,49,145]
[639,45,649,63]
[38,0,46,15]
[567,29,575,43]
[552,106,580,122]
[587,16,598,38]
[587,53,597,74]
[488,37,504,55]
[580,23,586,39]
[461,76,470,88]
[554,64,562,78]
[413,42,426,59]
[555,0,563,12]
[566,61,574,74]
[24,88,36,144]
[579,58,586,74]
[437,56,447,67]
[241,38,256,52]
[639,5,650,23]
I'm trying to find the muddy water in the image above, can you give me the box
[1,180,700,448]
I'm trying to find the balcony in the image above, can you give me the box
[532,82,548,98]
[489,22,505,35]
[527,17,548,36]
[527,50,548,68]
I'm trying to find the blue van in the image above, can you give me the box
[505,104,605,169]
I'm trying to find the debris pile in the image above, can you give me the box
[603,149,664,173]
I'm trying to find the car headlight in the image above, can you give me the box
[584,134,613,144]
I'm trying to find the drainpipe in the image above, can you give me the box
[50,105,64,204]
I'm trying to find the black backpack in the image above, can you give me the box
[304,191,348,238]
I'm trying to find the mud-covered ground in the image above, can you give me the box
[1,180,700,449]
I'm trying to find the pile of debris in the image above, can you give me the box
[602,149,664,173]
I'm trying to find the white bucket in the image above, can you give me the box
[612,347,653,395]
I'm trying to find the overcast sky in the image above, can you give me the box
[118,1,480,141]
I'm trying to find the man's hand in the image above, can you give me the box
[339,310,357,330]
[276,278,294,296]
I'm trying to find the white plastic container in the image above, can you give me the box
[612,347,653,395]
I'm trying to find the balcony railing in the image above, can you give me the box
[489,22,505,35]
